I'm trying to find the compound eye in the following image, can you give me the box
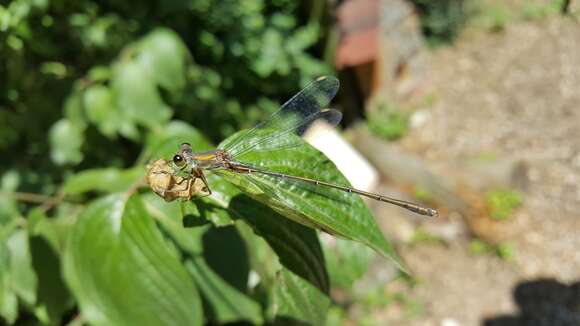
[172,154,185,167]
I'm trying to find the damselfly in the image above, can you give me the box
[148,76,438,217]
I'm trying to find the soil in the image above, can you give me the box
[378,16,580,325]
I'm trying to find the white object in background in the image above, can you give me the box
[303,121,379,192]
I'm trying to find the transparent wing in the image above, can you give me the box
[220,76,342,159]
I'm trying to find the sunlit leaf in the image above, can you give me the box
[136,28,189,93]
[64,194,203,326]
[219,130,405,271]
[111,61,172,130]
[83,85,121,138]
[49,119,84,165]
[6,230,37,306]
[0,239,17,324]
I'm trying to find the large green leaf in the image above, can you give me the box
[146,174,332,324]
[63,194,203,326]
[218,130,405,271]
[230,196,331,325]
[142,194,262,324]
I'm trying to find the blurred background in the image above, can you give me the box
[1,0,579,325]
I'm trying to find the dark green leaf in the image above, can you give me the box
[63,194,203,326]
[142,194,262,324]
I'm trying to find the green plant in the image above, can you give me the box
[473,3,513,32]
[368,102,409,141]
[485,188,523,220]
[468,239,516,260]
[409,228,443,246]
[410,0,471,46]
[0,1,405,324]
[523,0,563,20]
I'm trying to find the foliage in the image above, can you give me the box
[523,0,567,20]
[367,102,409,141]
[485,188,523,220]
[410,0,471,46]
[0,0,403,324]
[472,3,513,32]
[469,239,516,260]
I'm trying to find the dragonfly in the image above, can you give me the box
[148,76,438,217]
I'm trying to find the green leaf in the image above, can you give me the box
[62,167,143,195]
[136,28,189,93]
[230,196,331,325]
[323,236,374,290]
[111,61,172,130]
[30,233,71,325]
[6,229,37,305]
[28,208,73,324]
[83,85,122,138]
[273,268,330,325]
[0,240,17,324]
[63,194,203,326]
[142,194,262,324]
[143,121,212,161]
[0,171,20,225]
[219,131,405,271]
[49,119,84,165]
[186,257,262,324]
[146,177,332,324]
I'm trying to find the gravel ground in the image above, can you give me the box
[382,17,580,325]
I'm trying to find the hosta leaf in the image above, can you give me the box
[63,194,202,326]
[218,130,405,271]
